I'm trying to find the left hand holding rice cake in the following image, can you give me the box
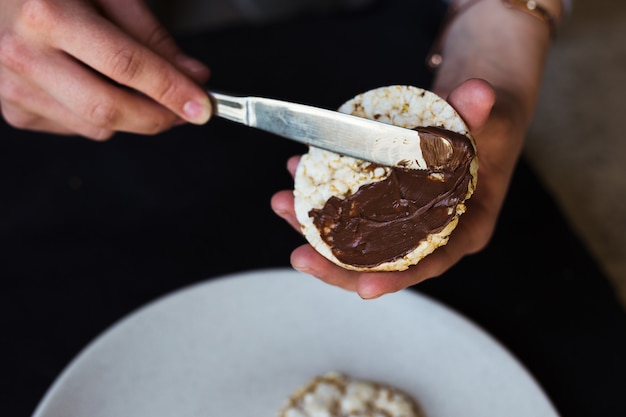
[293,85,478,272]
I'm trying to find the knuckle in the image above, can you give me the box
[153,76,180,104]
[145,24,174,51]
[0,31,29,73]
[107,47,143,84]
[17,0,58,33]
[86,99,119,128]
[1,104,38,130]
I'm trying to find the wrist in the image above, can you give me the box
[431,0,555,125]
[502,0,564,35]
[451,0,566,19]
[429,0,563,70]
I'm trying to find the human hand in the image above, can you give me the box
[0,0,211,140]
[271,78,529,299]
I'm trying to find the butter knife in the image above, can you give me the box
[208,91,427,169]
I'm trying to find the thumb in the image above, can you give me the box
[98,0,210,83]
[446,78,495,132]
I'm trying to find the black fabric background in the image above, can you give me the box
[1,1,625,416]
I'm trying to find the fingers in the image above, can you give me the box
[286,155,301,177]
[1,0,212,136]
[36,0,211,125]
[356,270,425,300]
[98,0,210,83]
[270,154,305,230]
[446,78,496,132]
[293,225,482,300]
[0,73,114,139]
[0,40,117,138]
[2,102,90,137]
[270,190,301,232]
[0,29,178,136]
[289,245,436,300]
[290,245,359,293]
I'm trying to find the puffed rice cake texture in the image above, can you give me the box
[293,85,478,272]
[277,371,425,417]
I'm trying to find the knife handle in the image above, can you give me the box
[208,91,249,125]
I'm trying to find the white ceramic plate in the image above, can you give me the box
[33,268,559,417]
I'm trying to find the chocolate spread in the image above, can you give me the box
[309,126,476,268]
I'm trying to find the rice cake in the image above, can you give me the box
[277,371,425,417]
[293,85,478,272]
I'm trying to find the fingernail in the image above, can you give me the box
[357,283,382,300]
[359,291,382,300]
[183,99,211,124]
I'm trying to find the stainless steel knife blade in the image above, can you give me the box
[209,91,427,169]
